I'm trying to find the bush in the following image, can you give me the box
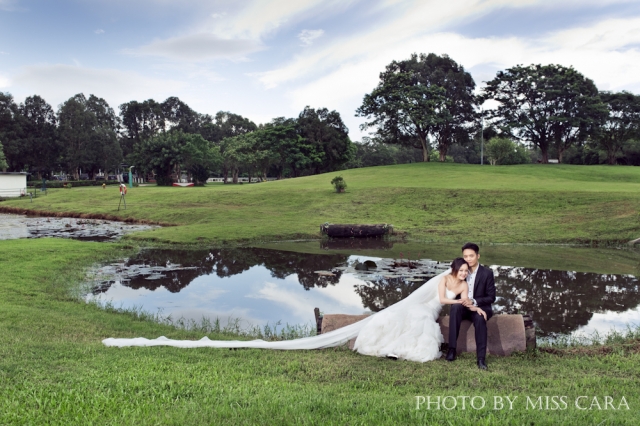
[486,138,530,165]
[330,176,347,193]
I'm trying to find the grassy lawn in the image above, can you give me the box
[3,162,640,245]
[1,238,639,425]
[2,163,640,424]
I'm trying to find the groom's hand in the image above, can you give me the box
[460,298,473,307]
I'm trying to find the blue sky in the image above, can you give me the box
[2,0,640,140]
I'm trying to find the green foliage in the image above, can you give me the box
[57,93,122,179]
[482,64,606,163]
[595,91,640,164]
[486,137,530,165]
[330,175,347,192]
[131,131,220,186]
[345,138,423,168]
[429,150,453,162]
[0,140,7,170]
[357,53,476,162]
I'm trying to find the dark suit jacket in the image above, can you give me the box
[470,265,496,310]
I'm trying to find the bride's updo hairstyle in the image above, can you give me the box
[450,257,469,275]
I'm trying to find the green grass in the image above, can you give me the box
[6,162,640,245]
[3,163,640,424]
[1,238,639,425]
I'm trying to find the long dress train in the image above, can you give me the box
[102,269,450,362]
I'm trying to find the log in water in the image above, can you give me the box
[320,223,392,238]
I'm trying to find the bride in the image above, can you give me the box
[103,258,483,363]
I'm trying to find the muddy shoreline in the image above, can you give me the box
[0,205,175,226]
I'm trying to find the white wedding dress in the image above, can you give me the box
[102,269,451,363]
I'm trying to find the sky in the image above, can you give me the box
[2,0,640,141]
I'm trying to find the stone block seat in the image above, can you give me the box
[317,311,535,356]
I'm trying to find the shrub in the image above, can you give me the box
[330,176,347,193]
[486,137,530,165]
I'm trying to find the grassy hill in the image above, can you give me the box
[5,163,640,245]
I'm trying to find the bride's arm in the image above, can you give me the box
[438,277,461,305]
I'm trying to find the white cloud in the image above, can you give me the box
[95,29,105,34]
[249,2,640,140]
[11,64,185,108]
[249,281,317,319]
[207,0,360,39]
[0,74,9,89]
[129,33,263,61]
[298,29,324,46]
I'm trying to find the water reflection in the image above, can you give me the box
[492,268,640,336]
[88,248,640,338]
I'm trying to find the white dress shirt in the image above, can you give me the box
[467,264,479,306]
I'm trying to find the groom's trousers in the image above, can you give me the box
[448,305,493,359]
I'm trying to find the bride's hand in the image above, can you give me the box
[476,308,487,321]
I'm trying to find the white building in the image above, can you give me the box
[0,172,28,197]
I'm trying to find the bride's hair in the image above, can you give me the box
[450,257,469,276]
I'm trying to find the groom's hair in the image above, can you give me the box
[462,242,479,254]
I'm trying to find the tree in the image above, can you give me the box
[0,141,8,171]
[132,131,218,185]
[482,64,605,163]
[18,95,59,177]
[297,106,354,172]
[0,92,21,171]
[119,99,165,158]
[595,91,640,165]
[485,137,530,165]
[257,118,319,179]
[357,53,476,162]
[58,94,121,179]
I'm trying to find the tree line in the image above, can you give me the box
[357,53,640,166]
[2,52,640,184]
[0,93,354,183]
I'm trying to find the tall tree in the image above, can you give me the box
[0,141,8,171]
[118,99,165,157]
[0,92,21,171]
[161,96,201,134]
[132,131,219,185]
[596,91,640,165]
[17,95,59,178]
[58,94,121,179]
[356,53,475,162]
[482,64,605,163]
[297,106,354,172]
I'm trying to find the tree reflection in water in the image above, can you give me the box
[492,267,640,336]
[93,249,640,337]
[98,248,348,293]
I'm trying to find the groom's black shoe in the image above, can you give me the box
[477,358,488,370]
[445,348,457,362]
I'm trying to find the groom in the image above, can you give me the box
[446,242,496,370]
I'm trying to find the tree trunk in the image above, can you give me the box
[419,136,430,162]
[608,150,617,165]
[223,166,228,184]
[232,168,238,184]
[541,149,549,164]
[439,150,446,162]
[558,149,564,164]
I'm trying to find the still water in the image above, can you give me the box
[86,245,640,338]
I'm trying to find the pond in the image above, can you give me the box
[86,243,640,339]
[0,213,156,241]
